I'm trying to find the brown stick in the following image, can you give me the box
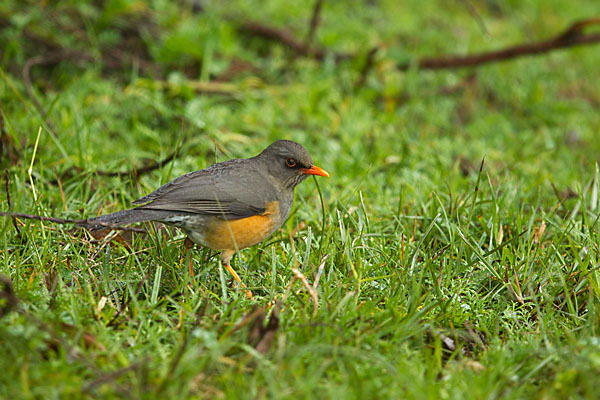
[4,170,24,242]
[50,145,183,185]
[410,18,600,70]
[95,146,182,178]
[239,20,352,61]
[240,17,600,70]
[305,0,325,52]
[354,47,380,89]
[0,211,147,233]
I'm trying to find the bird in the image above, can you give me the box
[86,140,329,297]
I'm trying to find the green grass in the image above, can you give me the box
[2,0,600,398]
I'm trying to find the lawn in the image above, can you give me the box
[1,0,600,398]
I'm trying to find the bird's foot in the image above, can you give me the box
[223,264,254,299]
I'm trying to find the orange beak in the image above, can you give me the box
[302,165,330,177]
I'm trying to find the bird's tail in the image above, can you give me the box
[82,208,171,230]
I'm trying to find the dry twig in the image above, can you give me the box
[240,17,600,70]
[0,211,147,233]
[48,144,184,186]
[4,170,25,246]
[407,17,600,70]
[95,146,182,179]
[355,47,380,89]
[284,267,319,317]
[239,20,352,61]
[305,0,325,52]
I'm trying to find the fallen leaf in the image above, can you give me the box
[533,221,546,243]
[496,225,503,246]
[248,302,281,354]
[464,359,486,372]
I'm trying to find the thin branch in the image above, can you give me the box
[50,145,184,185]
[0,211,147,233]
[4,170,25,246]
[406,17,600,70]
[354,47,380,90]
[239,17,600,70]
[290,267,319,317]
[95,146,182,179]
[239,20,352,61]
[305,0,325,52]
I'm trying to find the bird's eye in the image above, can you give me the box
[285,158,297,168]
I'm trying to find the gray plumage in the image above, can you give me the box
[86,140,317,230]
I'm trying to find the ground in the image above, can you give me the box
[1,0,600,398]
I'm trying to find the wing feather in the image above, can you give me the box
[132,159,275,220]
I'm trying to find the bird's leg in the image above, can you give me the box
[183,237,195,277]
[221,251,253,299]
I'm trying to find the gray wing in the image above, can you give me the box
[132,159,275,220]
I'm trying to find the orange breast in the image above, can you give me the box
[203,201,280,251]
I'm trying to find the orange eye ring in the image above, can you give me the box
[285,158,297,168]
